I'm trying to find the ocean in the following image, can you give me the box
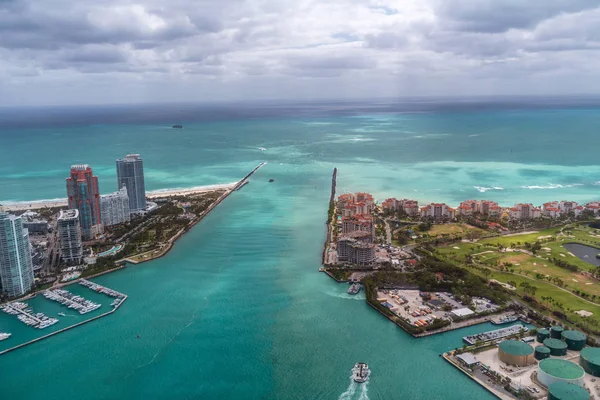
[1,97,599,399]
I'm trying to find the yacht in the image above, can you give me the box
[352,363,370,383]
[347,284,361,295]
[58,312,66,317]
[491,315,518,325]
[0,333,11,341]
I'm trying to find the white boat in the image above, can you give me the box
[58,312,66,317]
[0,333,11,341]
[352,362,370,383]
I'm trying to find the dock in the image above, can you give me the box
[463,324,528,345]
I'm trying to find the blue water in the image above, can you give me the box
[1,98,600,399]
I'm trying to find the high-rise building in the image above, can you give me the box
[57,209,83,264]
[66,164,103,239]
[100,186,131,226]
[116,154,146,212]
[0,212,35,298]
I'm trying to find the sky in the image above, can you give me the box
[1,0,600,106]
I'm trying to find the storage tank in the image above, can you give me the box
[544,338,568,356]
[537,328,551,343]
[580,347,600,377]
[561,330,587,351]
[534,345,551,361]
[547,381,591,400]
[537,358,585,388]
[550,326,565,339]
[498,340,535,366]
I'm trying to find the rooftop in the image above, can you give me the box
[58,209,79,220]
[499,340,534,356]
[538,358,585,379]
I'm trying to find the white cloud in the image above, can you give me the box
[1,0,600,105]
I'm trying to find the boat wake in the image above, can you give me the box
[322,290,365,301]
[338,371,370,400]
[338,378,357,400]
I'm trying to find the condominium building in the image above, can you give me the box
[542,202,561,218]
[509,204,541,220]
[0,212,34,297]
[477,200,502,216]
[341,214,375,239]
[100,186,131,226]
[559,201,579,214]
[66,164,103,239]
[116,154,147,212]
[337,237,376,265]
[585,202,600,214]
[337,192,374,217]
[458,200,478,216]
[420,203,456,220]
[381,198,419,216]
[57,210,83,264]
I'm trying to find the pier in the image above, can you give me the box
[2,303,44,325]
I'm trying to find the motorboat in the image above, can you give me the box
[352,362,370,383]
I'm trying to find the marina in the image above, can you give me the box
[79,279,126,308]
[463,324,529,345]
[491,315,519,325]
[1,302,59,329]
[43,289,102,314]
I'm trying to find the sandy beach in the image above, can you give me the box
[1,183,237,212]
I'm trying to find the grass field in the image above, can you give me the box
[426,223,487,238]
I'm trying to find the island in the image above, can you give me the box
[322,168,600,399]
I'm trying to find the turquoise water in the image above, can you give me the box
[1,100,600,399]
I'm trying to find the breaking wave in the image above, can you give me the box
[474,186,505,193]
[521,183,584,189]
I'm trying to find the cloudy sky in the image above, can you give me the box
[1,0,600,106]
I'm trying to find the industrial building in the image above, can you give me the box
[57,210,83,264]
[534,345,551,361]
[537,358,585,388]
[547,381,590,400]
[497,340,535,366]
[537,328,550,343]
[544,338,568,356]
[579,347,600,377]
[561,330,587,351]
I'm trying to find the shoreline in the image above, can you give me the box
[1,183,238,211]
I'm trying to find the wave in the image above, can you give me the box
[0,197,67,205]
[520,183,584,190]
[468,134,481,137]
[474,186,504,193]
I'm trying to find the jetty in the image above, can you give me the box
[235,162,266,190]
[1,302,58,329]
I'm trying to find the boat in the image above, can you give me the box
[58,312,66,317]
[352,362,370,383]
[491,315,518,325]
[172,125,183,129]
[0,333,11,341]
[268,179,274,183]
[347,284,361,295]
[596,253,600,259]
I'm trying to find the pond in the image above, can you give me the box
[563,243,600,267]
